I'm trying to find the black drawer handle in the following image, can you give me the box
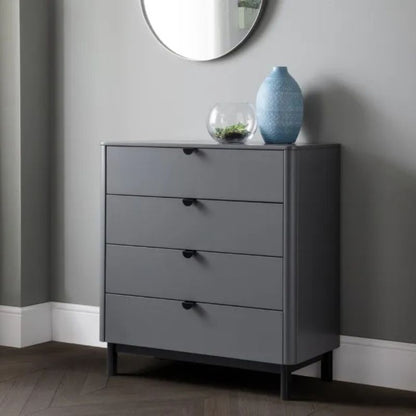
[182,198,197,207]
[183,148,198,155]
[182,301,197,310]
[182,249,197,259]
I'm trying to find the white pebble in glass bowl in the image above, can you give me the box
[207,103,257,144]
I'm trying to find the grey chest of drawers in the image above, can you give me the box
[100,142,340,400]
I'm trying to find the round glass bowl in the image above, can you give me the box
[207,103,257,144]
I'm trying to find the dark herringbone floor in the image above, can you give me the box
[0,342,415,415]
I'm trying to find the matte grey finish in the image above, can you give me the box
[105,293,283,364]
[107,146,284,203]
[0,0,21,306]
[101,143,340,373]
[20,0,51,306]
[283,147,340,365]
[0,0,51,307]
[106,244,283,310]
[102,142,336,150]
[99,145,107,341]
[106,195,283,257]
[295,148,340,363]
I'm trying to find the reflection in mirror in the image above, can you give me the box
[141,0,265,61]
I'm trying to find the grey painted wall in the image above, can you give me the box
[0,0,51,306]
[51,0,416,343]
[20,0,51,306]
[0,0,22,306]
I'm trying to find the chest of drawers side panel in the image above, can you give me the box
[100,145,107,341]
[283,146,341,365]
[282,148,298,364]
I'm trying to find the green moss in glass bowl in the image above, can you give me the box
[214,123,250,144]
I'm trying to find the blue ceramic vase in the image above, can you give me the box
[256,67,303,144]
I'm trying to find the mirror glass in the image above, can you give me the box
[141,0,265,61]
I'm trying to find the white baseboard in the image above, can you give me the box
[51,302,105,348]
[295,336,416,392]
[337,336,416,392]
[0,305,22,347]
[0,303,51,348]
[1,302,416,392]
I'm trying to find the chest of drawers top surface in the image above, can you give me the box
[101,142,337,150]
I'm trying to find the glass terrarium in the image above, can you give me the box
[207,103,257,144]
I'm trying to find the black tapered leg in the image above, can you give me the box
[107,343,117,376]
[321,351,333,382]
[280,365,291,400]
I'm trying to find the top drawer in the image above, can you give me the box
[106,146,284,202]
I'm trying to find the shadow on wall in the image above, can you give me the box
[256,0,281,38]
[302,82,416,342]
[0,147,3,304]
[49,0,67,302]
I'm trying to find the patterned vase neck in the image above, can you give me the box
[272,66,288,75]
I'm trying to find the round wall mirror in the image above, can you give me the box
[141,0,266,61]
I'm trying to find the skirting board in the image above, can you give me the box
[0,303,51,348]
[295,336,416,392]
[1,302,416,392]
[51,302,106,348]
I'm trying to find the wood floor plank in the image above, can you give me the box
[80,370,108,396]
[0,342,415,416]
[80,352,108,395]
[0,371,42,416]
[20,370,64,416]
[0,379,14,407]
[0,360,42,383]
[32,398,204,416]
[203,393,236,416]
[231,391,286,416]
[50,370,88,407]
[310,406,414,416]
[284,401,316,416]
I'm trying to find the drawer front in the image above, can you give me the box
[105,294,283,364]
[106,146,284,203]
[106,245,283,310]
[106,195,283,257]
